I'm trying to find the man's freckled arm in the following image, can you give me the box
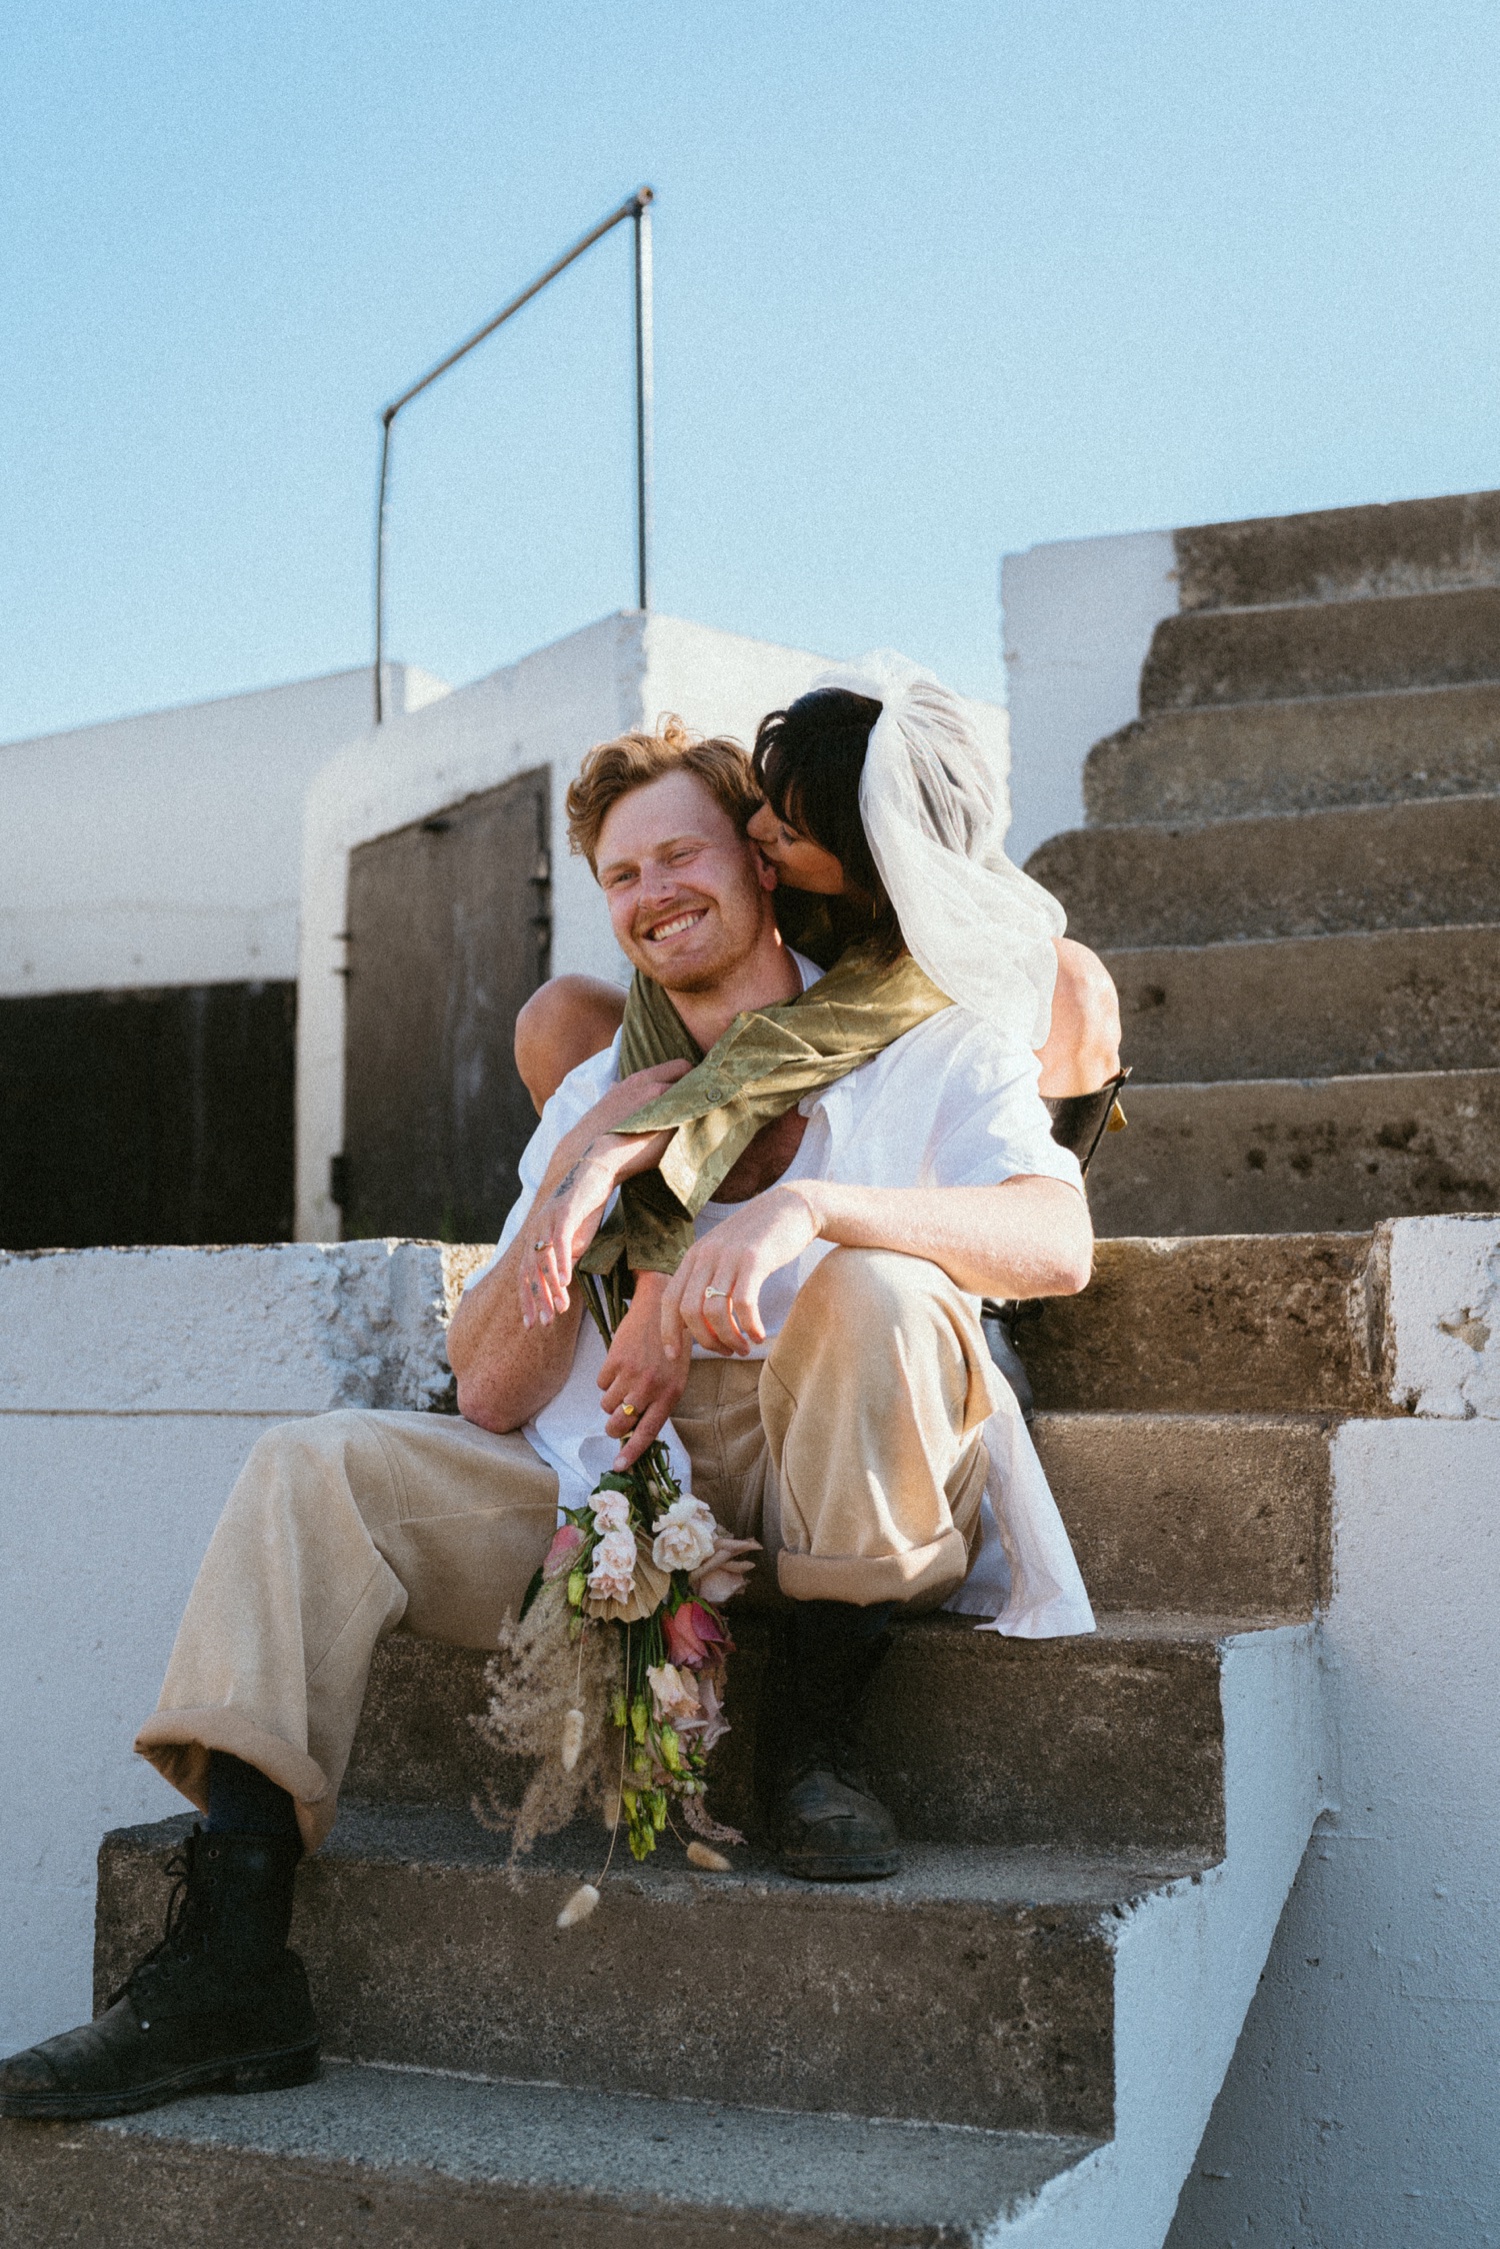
[447,1227,584,1433]
[795,1175,1093,1300]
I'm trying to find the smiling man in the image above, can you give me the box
[0,715,1093,2130]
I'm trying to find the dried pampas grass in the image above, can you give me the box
[469,1578,622,1866]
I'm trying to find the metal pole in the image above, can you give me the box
[373,415,394,726]
[372,187,655,720]
[634,197,654,612]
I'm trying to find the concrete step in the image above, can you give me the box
[0,2059,1099,2248]
[1106,926,1500,1083]
[1086,1069,1500,1237]
[1084,682,1500,827]
[1021,1233,1386,1418]
[1140,585,1500,713]
[1173,489,1500,614]
[1026,795,1500,949]
[336,1606,1267,1855]
[98,1808,1191,2136]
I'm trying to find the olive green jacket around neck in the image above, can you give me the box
[578,939,952,1278]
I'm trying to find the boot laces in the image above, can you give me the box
[111,1835,211,2009]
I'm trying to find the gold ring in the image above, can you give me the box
[533,1240,547,1253]
[622,1401,638,1417]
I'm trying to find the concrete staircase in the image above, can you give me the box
[1027,491,1500,1237]
[14,491,1496,2242]
[1,1223,1372,2245]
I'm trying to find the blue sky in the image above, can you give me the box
[5,0,1499,742]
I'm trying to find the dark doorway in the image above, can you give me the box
[340,768,551,1241]
[0,980,296,1248]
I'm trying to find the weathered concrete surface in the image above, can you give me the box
[1022,1233,1384,1417]
[1173,489,1500,614]
[343,1612,1236,1855]
[97,1812,1130,2137]
[1029,795,1500,949]
[0,2063,1097,2249]
[1087,1071,1500,1237]
[1035,1416,1330,1621]
[1084,682,1500,828]
[1140,586,1500,713]
[0,1239,467,1416]
[1106,925,1500,1083]
[1170,1411,1500,2249]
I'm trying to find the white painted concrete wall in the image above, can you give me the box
[1169,1214,1500,2249]
[1000,530,1178,866]
[0,1241,460,2056]
[0,665,447,997]
[295,611,1008,1240]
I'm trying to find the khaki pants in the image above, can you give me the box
[138,1249,1000,1849]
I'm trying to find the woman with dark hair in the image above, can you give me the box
[515,671,1124,1198]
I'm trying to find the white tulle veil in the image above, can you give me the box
[807,650,1066,1053]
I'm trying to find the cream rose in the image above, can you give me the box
[588,1527,638,1605]
[590,1492,631,1533]
[651,1497,718,1575]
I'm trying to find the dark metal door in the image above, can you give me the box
[341,768,550,1241]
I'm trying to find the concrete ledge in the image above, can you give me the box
[0,2061,1098,2248]
[1173,490,1500,614]
[0,1240,467,1415]
[1141,586,1500,713]
[1028,794,1500,951]
[1087,1071,1500,1237]
[1085,684,1500,829]
[1106,925,1500,1085]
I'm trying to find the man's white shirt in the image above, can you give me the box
[469,955,1095,1638]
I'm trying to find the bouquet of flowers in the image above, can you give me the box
[472,1265,758,1914]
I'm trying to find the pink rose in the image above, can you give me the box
[591,1492,631,1534]
[543,1523,585,1580]
[664,1600,729,1670]
[691,1535,761,1605]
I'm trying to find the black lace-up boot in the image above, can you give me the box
[773,1601,900,1881]
[0,1827,317,2121]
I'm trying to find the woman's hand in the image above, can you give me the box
[660,1184,826,1359]
[518,1061,687,1329]
[597,1273,689,1467]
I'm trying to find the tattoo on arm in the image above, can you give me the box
[547,1160,584,1206]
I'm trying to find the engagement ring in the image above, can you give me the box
[704,1287,729,1300]
[533,1240,547,1253]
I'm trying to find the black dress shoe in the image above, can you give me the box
[0,1828,317,2122]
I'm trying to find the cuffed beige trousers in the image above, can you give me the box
[138,1249,1001,1848]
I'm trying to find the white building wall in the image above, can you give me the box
[295,610,1008,1241]
[0,1241,459,2057]
[1000,529,1178,865]
[0,665,447,998]
[1169,1216,1500,2248]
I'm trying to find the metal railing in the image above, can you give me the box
[372,185,655,724]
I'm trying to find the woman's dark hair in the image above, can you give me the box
[751,688,903,958]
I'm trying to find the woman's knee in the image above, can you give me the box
[1038,940,1122,1097]
[514,975,626,1112]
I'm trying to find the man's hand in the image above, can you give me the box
[660,1184,822,1358]
[657,1172,1093,1363]
[517,1060,687,1327]
[447,1058,690,1432]
[597,1272,689,1466]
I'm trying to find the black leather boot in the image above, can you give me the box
[0,1828,318,2121]
[773,1602,900,1882]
